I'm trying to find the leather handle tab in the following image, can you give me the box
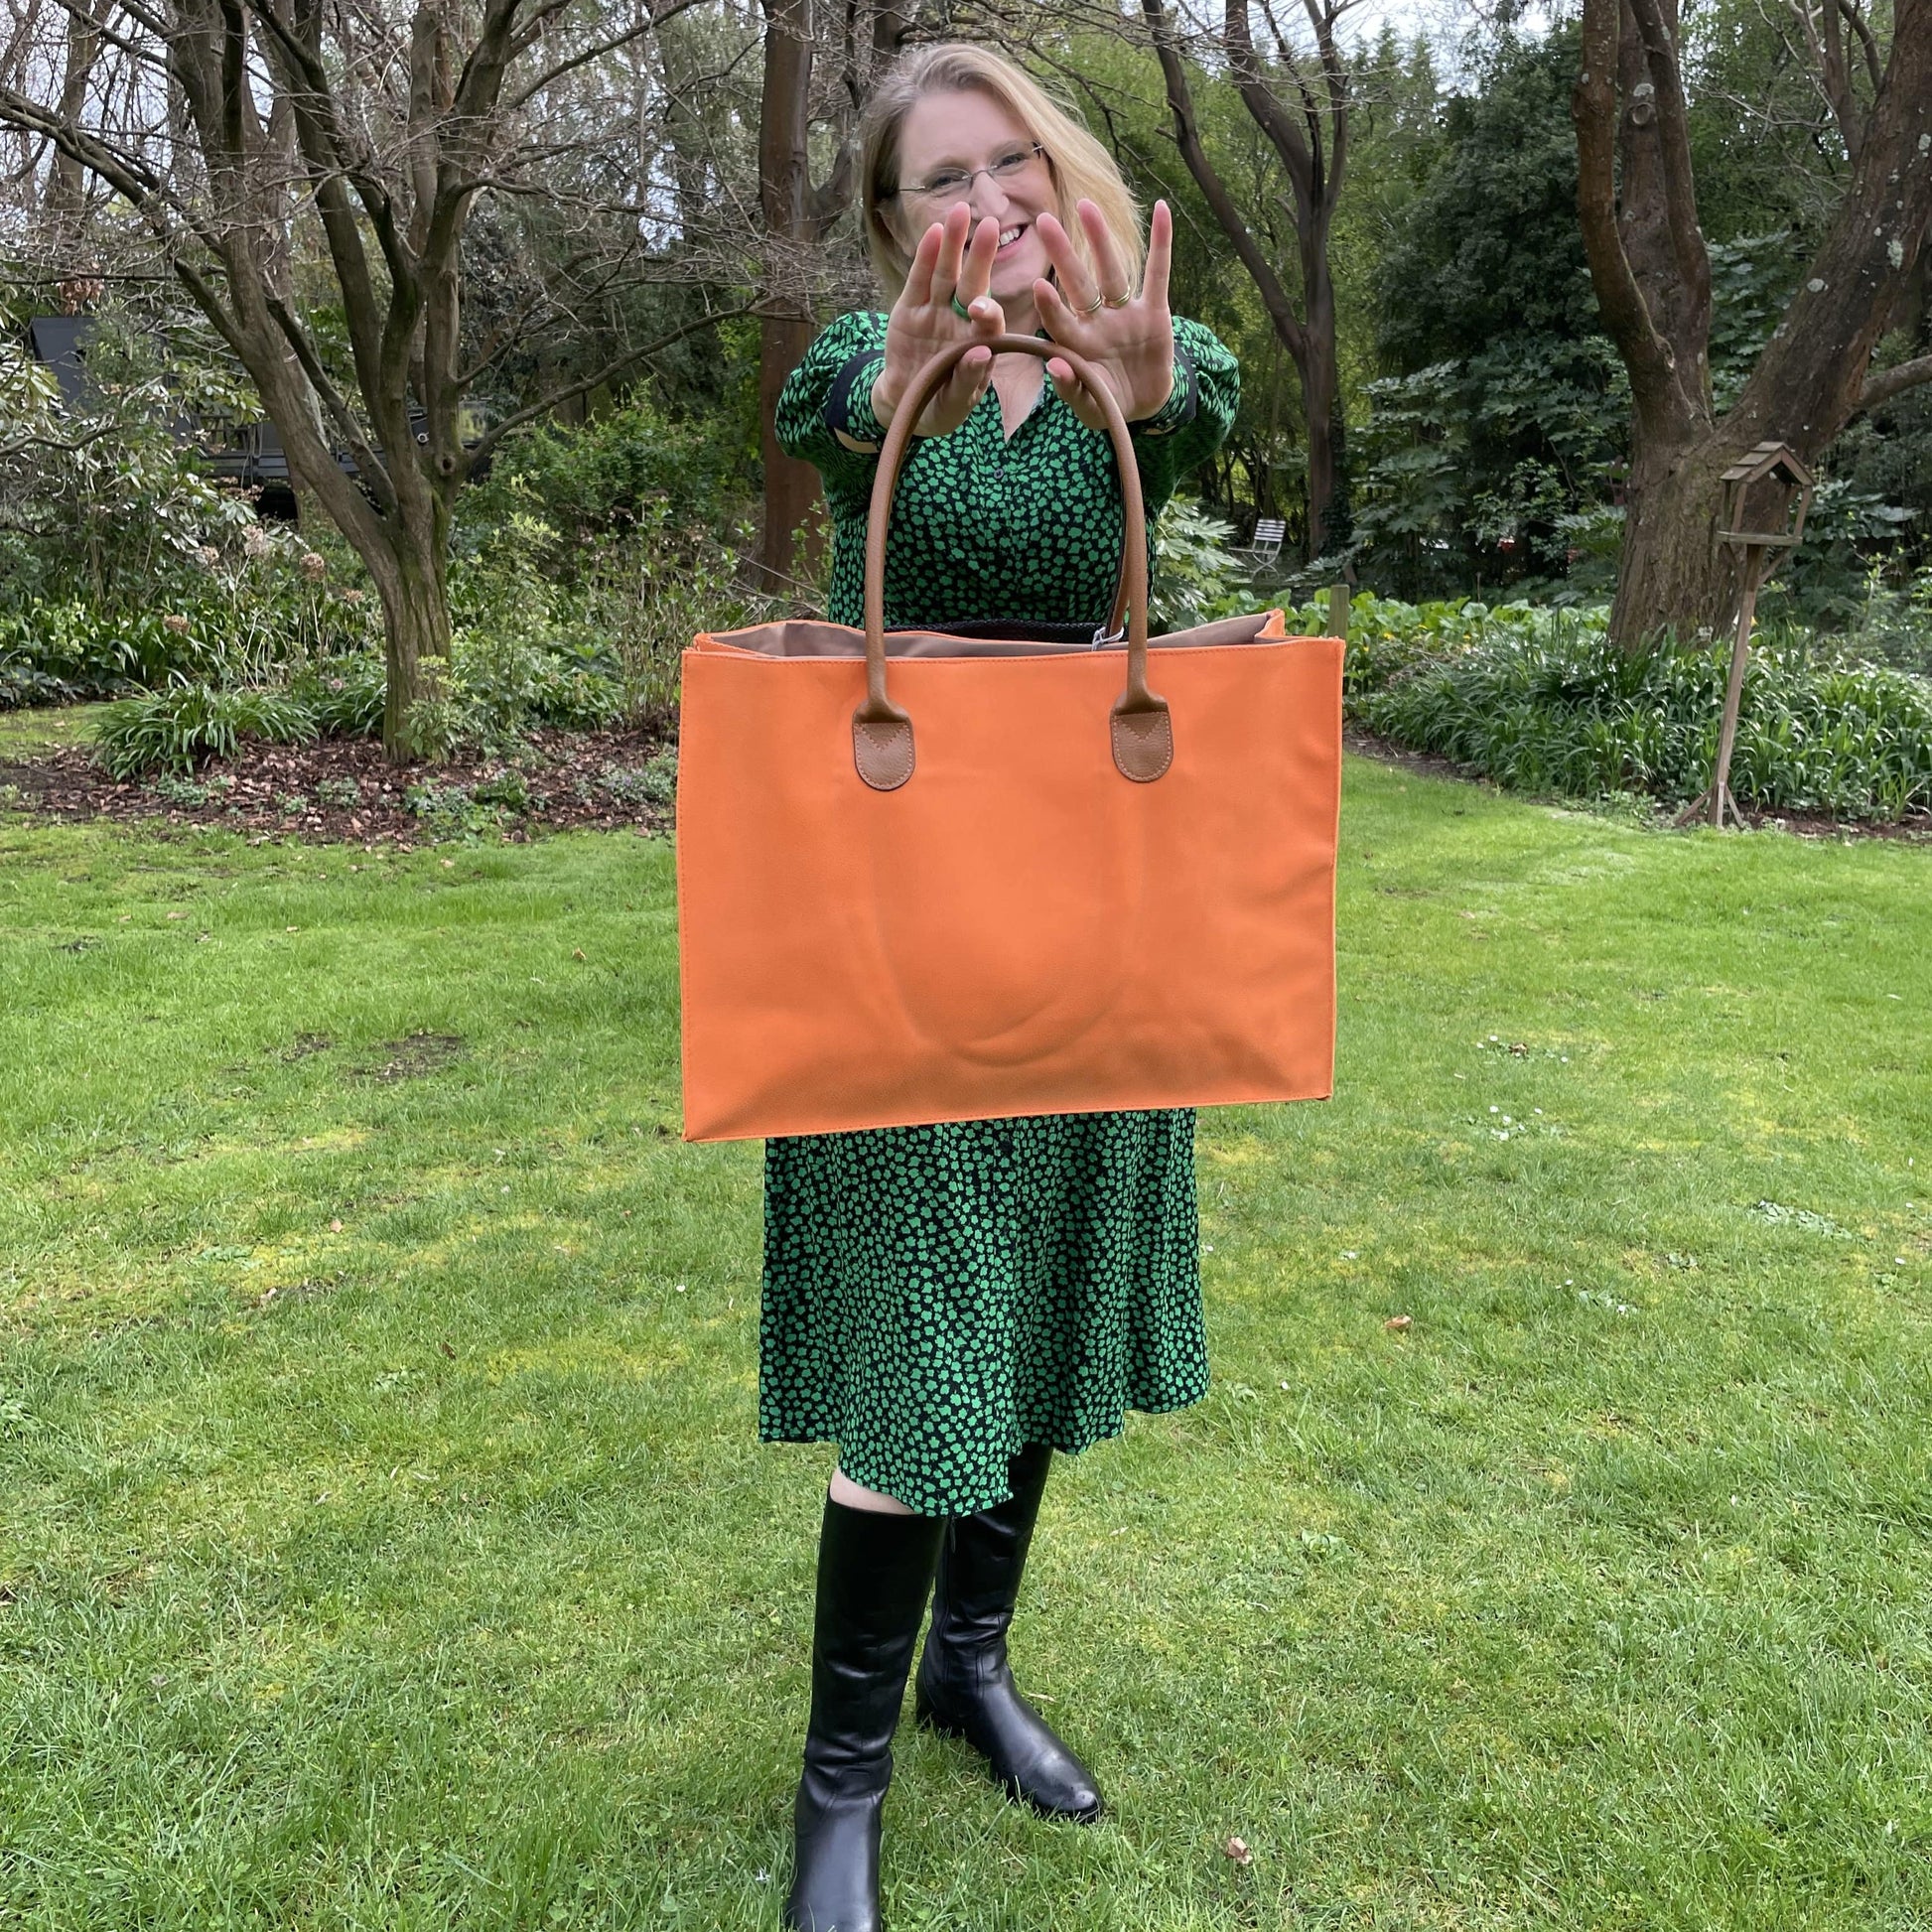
[857,334,1169,788]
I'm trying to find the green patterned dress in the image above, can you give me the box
[761,309,1240,1516]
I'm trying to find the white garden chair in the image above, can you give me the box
[1241,517,1287,566]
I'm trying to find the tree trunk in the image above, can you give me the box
[1606,429,1746,643]
[45,2,105,252]
[759,308,823,588]
[1576,0,1932,647]
[369,529,452,761]
[1141,0,1350,565]
[1301,255,1341,558]
[758,0,824,591]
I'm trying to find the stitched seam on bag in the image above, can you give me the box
[855,722,914,785]
[1114,716,1173,780]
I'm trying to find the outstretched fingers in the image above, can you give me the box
[933,342,996,428]
[1035,210,1098,317]
[901,220,945,310]
[956,215,1002,313]
[1142,199,1173,319]
[930,202,974,308]
[1076,198,1130,305]
[1034,272,1086,346]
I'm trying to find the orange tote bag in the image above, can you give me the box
[676,334,1341,1142]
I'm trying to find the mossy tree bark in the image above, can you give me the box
[1573,0,1932,648]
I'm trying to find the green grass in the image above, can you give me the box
[0,702,107,758]
[2,761,1928,1931]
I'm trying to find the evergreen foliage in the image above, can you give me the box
[1315,596,1932,821]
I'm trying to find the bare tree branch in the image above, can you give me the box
[469,302,753,466]
[1857,351,1932,412]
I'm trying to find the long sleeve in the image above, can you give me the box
[1128,316,1239,513]
[774,311,893,516]
[771,308,1240,630]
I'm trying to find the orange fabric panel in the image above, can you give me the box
[676,631,1341,1141]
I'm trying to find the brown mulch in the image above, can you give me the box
[1343,727,1932,843]
[1,718,1922,847]
[0,726,675,846]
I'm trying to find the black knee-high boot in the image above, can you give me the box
[913,1443,1103,1822]
[784,1493,945,1932]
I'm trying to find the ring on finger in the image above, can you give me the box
[1103,290,1132,309]
[1074,294,1104,317]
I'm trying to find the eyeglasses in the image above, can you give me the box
[884,143,1047,205]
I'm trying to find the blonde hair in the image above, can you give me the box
[861,43,1144,302]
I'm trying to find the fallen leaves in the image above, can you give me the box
[1223,1836,1253,1867]
[1384,1313,1413,1333]
[4,726,676,845]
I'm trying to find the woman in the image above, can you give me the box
[766,42,1238,1932]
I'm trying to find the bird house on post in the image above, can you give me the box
[1721,442,1814,555]
[1677,442,1815,831]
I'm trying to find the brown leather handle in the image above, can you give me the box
[854,334,1171,791]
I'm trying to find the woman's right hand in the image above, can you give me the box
[872,206,1007,438]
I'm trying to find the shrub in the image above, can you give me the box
[1151,498,1255,632]
[293,655,387,738]
[455,401,745,566]
[0,602,191,702]
[402,779,523,840]
[0,579,382,715]
[0,659,74,710]
[452,484,767,730]
[589,751,678,807]
[1337,601,1932,822]
[452,621,622,734]
[93,685,320,778]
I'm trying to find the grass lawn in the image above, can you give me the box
[0,704,105,759]
[2,759,1928,1931]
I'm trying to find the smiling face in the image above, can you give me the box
[891,87,1055,316]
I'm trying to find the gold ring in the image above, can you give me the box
[1103,290,1132,309]
[1074,295,1105,317]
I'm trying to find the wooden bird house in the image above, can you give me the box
[1719,442,1815,552]
[1677,441,1818,833]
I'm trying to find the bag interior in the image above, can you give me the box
[701,610,1288,659]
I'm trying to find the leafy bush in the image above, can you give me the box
[92,685,319,778]
[293,655,387,738]
[402,777,533,840]
[452,621,622,734]
[1329,597,1932,821]
[455,402,744,564]
[1151,497,1255,631]
[0,571,380,715]
[0,308,255,612]
[0,602,199,702]
[1831,564,1932,677]
[587,752,678,807]
[454,469,767,728]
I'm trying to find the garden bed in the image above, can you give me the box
[1340,728,1932,841]
[3,717,1923,847]
[0,723,676,845]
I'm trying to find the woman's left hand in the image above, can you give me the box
[1034,198,1175,433]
